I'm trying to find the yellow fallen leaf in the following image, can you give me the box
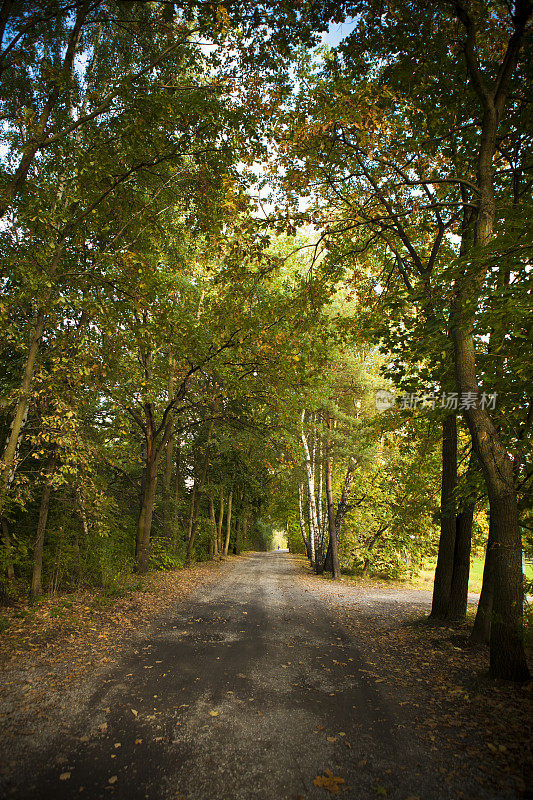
[209,710,219,717]
[108,775,117,784]
[131,709,138,716]
[313,769,345,794]
[135,739,142,745]
[59,772,71,781]
[327,736,337,743]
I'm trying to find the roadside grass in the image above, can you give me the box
[408,557,533,594]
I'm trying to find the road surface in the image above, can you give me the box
[1,553,516,799]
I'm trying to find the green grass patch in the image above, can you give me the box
[411,557,533,594]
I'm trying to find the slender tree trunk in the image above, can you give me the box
[0,307,46,517]
[185,421,213,565]
[430,414,457,619]
[325,413,340,580]
[172,439,182,550]
[325,459,356,572]
[223,490,233,556]
[30,456,56,597]
[217,489,224,554]
[470,525,496,646]
[135,459,158,574]
[209,495,218,558]
[362,526,387,577]
[301,413,319,566]
[298,483,312,560]
[235,517,242,555]
[1,518,14,581]
[447,504,475,620]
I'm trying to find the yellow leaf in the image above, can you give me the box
[209,710,219,717]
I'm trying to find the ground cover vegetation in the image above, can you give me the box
[0,0,531,685]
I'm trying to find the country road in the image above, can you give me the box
[0,553,528,800]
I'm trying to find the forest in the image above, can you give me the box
[0,0,532,688]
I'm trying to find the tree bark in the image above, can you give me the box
[450,0,531,680]
[1,518,14,581]
[447,504,474,621]
[217,489,224,554]
[325,413,340,579]
[470,525,495,646]
[301,412,319,566]
[297,483,312,560]
[430,414,457,619]
[209,494,218,558]
[30,456,56,597]
[185,421,213,565]
[135,458,158,574]
[223,490,233,556]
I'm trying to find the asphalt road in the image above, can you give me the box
[2,553,502,800]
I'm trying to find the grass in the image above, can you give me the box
[410,557,533,594]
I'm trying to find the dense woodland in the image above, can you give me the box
[0,0,531,682]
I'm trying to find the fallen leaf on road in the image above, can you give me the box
[59,772,71,781]
[135,739,142,745]
[108,775,117,784]
[327,736,337,743]
[209,710,219,717]
[313,769,345,794]
[131,709,138,716]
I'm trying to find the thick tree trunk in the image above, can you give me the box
[470,526,495,646]
[450,2,531,679]
[430,414,457,619]
[452,320,529,678]
[325,413,340,580]
[223,490,233,556]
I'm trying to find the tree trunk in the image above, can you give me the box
[452,321,529,678]
[450,3,531,679]
[135,459,158,574]
[470,526,495,646]
[362,526,387,577]
[447,505,474,621]
[301,413,319,566]
[297,483,312,560]
[325,412,340,580]
[30,456,56,597]
[171,439,182,550]
[223,490,233,556]
[209,494,218,558]
[217,489,224,554]
[1,518,14,581]
[430,414,457,619]
[185,421,213,565]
